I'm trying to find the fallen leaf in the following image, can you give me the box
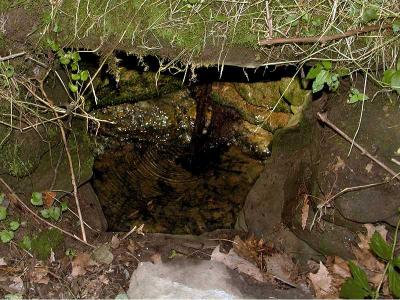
[98,274,109,285]
[43,191,56,208]
[358,224,388,250]
[333,156,345,172]
[150,253,162,264]
[0,257,6,266]
[30,266,50,284]
[331,256,350,279]
[265,253,297,284]
[9,276,24,293]
[308,262,333,298]
[111,235,120,249]
[232,235,260,264]
[301,195,310,230]
[211,245,265,282]
[365,162,373,173]
[71,252,92,277]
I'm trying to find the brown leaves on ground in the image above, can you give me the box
[29,265,50,284]
[71,252,93,277]
[43,191,56,208]
[307,223,389,298]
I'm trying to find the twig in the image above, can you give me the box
[0,177,94,248]
[317,112,400,181]
[0,52,26,62]
[259,23,392,46]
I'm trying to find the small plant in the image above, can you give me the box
[65,248,76,257]
[340,212,400,298]
[20,235,32,251]
[382,58,400,94]
[30,192,68,221]
[347,88,369,104]
[306,61,340,93]
[0,230,14,243]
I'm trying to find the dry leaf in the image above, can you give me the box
[9,276,24,293]
[365,162,373,173]
[0,257,6,266]
[301,195,310,230]
[333,156,345,172]
[233,235,260,264]
[150,253,162,264]
[71,252,92,277]
[211,245,265,282]
[265,253,297,284]
[30,266,50,284]
[99,274,109,285]
[308,262,333,298]
[331,256,350,279]
[111,235,120,249]
[43,191,56,208]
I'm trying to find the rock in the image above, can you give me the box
[127,259,312,299]
[211,82,291,132]
[279,77,312,106]
[93,90,196,146]
[95,67,182,108]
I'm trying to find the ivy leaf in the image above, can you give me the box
[362,6,378,23]
[389,264,400,298]
[390,70,400,93]
[60,201,68,212]
[68,82,78,93]
[312,69,330,93]
[80,70,89,82]
[370,231,392,261]
[71,52,81,63]
[348,261,371,292]
[0,206,7,220]
[20,235,32,251]
[340,278,371,299]
[393,19,400,33]
[0,230,14,243]
[383,69,396,85]
[71,73,80,81]
[71,62,79,71]
[31,192,43,206]
[306,63,323,80]
[9,221,20,231]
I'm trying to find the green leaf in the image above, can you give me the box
[362,6,378,23]
[47,38,60,52]
[336,67,350,77]
[20,235,32,251]
[0,206,7,220]
[393,19,400,33]
[348,88,369,104]
[396,58,400,71]
[71,52,81,63]
[0,230,14,243]
[321,60,332,70]
[65,248,76,257]
[53,22,62,33]
[5,66,14,78]
[340,278,370,299]
[60,201,68,212]
[312,69,330,93]
[59,55,70,65]
[4,293,23,300]
[214,15,228,23]
[9,221,20,231]
[370,231,392,261]
[31,192,43,206]
[71,73,80,81]
[80,70,89,82]
[68,82,78,93]
[348,261,371,292]
[40,209,50,219]
[71,62,78,71]
[49,206,61,221]
[0,193,4,204]
[391,70,400,93]
[389,264,400,298]
[383,69,396,85]
[306,63,323,80]
[393,256,400,268]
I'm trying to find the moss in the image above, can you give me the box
[0,143,34,178]
[31,228,64,260]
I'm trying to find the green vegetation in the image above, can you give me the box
[341,212,400,299]
[31,228,64,260]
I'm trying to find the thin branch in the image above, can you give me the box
[259,23,392,46]
[0,177,94,248]
[317,112,400,181]
[0,52,26,62]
